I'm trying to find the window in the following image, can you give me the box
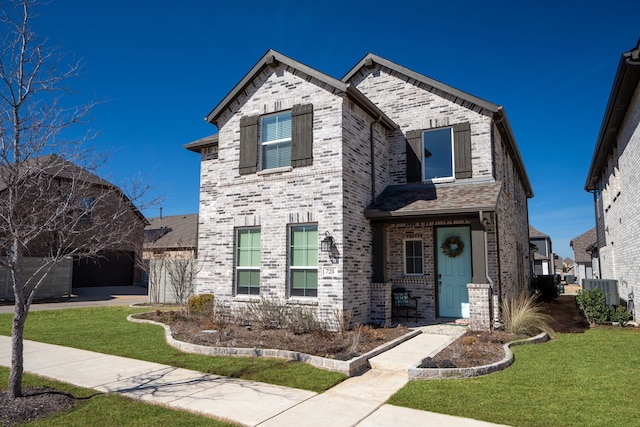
[422,127,454,181]
[261,111,291,169]
[78,197,94,221]
[405,123,471,183]
[289,224,318,297]
[404,239,423,275]
[239,104,312,175]
[236,228,261,295]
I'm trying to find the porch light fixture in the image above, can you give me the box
[321,231,334,253]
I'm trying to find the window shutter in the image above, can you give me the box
[239,115,258,175]
[453,122,472,179]
[291,104,313,167]
[406,130,422,183]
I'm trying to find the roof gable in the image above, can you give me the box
[205,49,395,130]
[343,53,501,114]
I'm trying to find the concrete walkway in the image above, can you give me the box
[0,328,507,426]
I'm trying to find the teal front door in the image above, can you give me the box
[437,226,471,318]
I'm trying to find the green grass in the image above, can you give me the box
[389,327,640,426]
[0,367,238,426]
[0,306,346,393]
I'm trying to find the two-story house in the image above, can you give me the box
[585,39,640,318]
[529,225,554,276]
[186,50,533,330]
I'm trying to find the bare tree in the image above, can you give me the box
[166,257,199,306]
[0,0,150,398]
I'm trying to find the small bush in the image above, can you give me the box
[286,305,324,334]
[501,291,555,337]
[418,357,438,368]
[187,293,215,316]
[610,306,632,326]
[576,288,610,325]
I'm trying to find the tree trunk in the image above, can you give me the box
[8,302,26,398]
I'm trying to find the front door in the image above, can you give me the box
[437,226,471,318]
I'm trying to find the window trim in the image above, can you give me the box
[404,238,424,276]
[422,126,455,183]
[235,227,261,296]
[288,223,318,298]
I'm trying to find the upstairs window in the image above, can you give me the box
[261,111,292,169]
[422,127,454,182]
[239,104,313,175]
[406,122,471,183]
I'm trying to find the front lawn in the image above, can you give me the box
[0,367,237,426]
[389,326,640,426]
[0,306,346,393]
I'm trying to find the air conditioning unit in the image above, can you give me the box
[582,279,619,306]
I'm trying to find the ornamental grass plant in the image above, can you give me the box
[501,291,555,337]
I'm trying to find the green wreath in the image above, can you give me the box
[441,236,464,258]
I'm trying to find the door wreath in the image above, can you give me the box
[441,236,464,258]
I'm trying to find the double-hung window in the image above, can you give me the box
[404,239,423,275]
[261,111,291,169]
[289,224,318,297]
[236,228,261,295]
[422,127,454,182]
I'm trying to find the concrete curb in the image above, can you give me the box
[408,331,550,379]
[128,314,421,376]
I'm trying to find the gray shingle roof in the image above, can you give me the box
[570,227,597,264]
[144,214,198,250]
[528,225,549,239]
[364,181,502,219]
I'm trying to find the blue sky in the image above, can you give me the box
[28,0,639,259]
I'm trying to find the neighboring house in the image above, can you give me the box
[186,50,533,330]
[143,214,198,304]
[585,38,640,318]
[570,227,598,284]
[529,225,554,276]
[0,155,146,299]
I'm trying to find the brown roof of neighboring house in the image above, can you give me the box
[364,181,502,219]
[570,227,597,264]
[144,214,198,250]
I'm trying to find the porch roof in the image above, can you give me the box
[364,181,502,219]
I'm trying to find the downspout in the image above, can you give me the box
[370,116,381,203]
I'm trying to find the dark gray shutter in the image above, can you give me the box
[406,130,422,183]
[453,122,472,179]
[291,104,313,167]
[239,115,258,175]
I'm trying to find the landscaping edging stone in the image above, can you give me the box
[127,314,421,376]
[408,331,550,380]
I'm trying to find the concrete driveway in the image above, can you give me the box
[0,286,148,314]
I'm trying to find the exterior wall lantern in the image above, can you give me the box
[321,231,335,253]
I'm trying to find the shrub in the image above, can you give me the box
[532,275,560,301]
[501,291,555,337]
[610,306,632,326]
[576,288,610,325]
[187,293,215,316]
[286,305,324,334]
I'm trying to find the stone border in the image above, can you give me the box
[408,331,550,380]
[127,314,421,377]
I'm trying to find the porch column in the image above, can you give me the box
[471,223,488,284]
[467,283,491,330]
[372,223,388,283]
